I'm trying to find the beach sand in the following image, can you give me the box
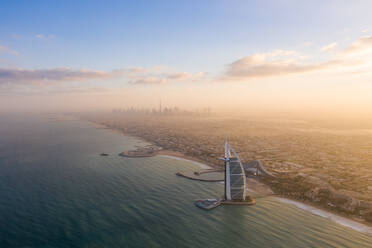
[276,197,372,236]
[157,150,214,170]
[94,122,372,237]
[158,150,372,236]
[158,151,275,196]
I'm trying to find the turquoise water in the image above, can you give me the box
[0,114,372,248]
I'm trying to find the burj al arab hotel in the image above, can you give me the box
[195,141,255,210]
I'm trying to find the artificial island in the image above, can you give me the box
[194,141,256,210]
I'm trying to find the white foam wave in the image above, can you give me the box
[158,155,212,169]
[276,197,372,236]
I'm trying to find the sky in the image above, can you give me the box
[1,0,372,113]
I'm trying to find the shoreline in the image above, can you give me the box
[275,197,372,236]
[160,150,372,235]
[88,119,372,236]
[157,150,214,170]
[158,149,372,235]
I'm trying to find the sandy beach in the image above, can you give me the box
[276,197,372,236]
[158,149,372,236]
[157,150,214,170]
[93,121,372,237]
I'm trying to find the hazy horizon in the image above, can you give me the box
[2,2,372,246]
[1,1,372,117]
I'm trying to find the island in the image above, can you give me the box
[119,146,158,158]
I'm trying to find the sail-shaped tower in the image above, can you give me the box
[194,141,255,209]
[222,141,250,201]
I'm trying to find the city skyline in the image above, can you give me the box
[1,1,372,113]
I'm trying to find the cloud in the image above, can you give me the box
[224,50,340,80]
[0,82,110,96]
[116,66,165,77]
[123,67,147,74]
[224,36,372,81]
[0,67,110,85]
[341,36,372,56]
[128,71,205,84]
[0,66,206,88]
[166,72,191,80]
[3,36,372,89]
[321,42,337,52]
[0,43,19,56]
[122,66,206,85]
[36,34,55,40]
[129,77,167,85]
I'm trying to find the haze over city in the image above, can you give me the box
[2,2,372,247]
[1,0,372,115]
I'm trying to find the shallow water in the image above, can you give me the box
[0,114,372,248]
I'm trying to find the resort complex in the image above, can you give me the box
[195,141,255,210]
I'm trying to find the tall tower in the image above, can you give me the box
[224,141,231,200]
[159,99,162,114]
[222,142,247,201]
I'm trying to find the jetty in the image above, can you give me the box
[176,172,223,182]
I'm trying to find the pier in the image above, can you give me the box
[175,172,223,182]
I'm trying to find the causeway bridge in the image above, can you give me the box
[243,160,276,178]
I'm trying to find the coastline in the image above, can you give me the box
[88,119,372,236]
[276,197,372,236]
[158,149,372,235]
[157,150,214,170]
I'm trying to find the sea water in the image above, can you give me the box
[0,114,372,248]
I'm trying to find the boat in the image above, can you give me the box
[100,153,109,156]
[194,199,221,210]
